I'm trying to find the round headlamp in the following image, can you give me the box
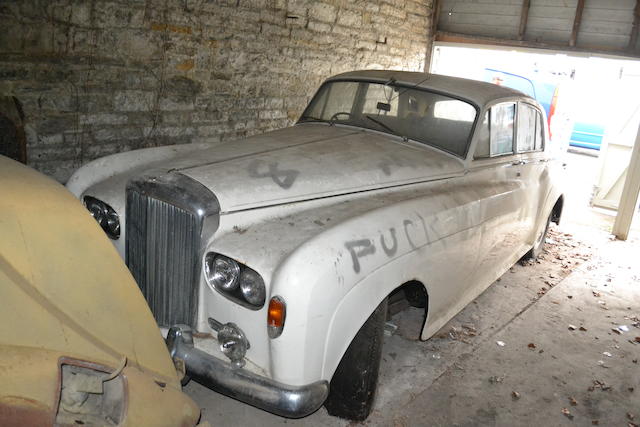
[204,253,240,291]
[83,196,120,239]
[239,269,266,306]
[204,252,266,309]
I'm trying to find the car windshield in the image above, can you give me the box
[299,80,478,157]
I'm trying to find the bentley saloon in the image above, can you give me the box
[67,71,564,421]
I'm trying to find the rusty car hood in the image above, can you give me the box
[0,157,181,387]
[166,124,465,212]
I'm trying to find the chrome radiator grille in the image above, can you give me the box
[126,189,201,327]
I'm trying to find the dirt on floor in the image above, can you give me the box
[376,224,639,427]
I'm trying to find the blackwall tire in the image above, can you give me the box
[523,213,552,261]
[324,298,388,421]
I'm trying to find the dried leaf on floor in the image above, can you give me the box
[511,391,521,400]
[589,380,612,391]
[489,375,504,384]
[569,396,578,406]
[562,407,574,419]
[528,343,536,349]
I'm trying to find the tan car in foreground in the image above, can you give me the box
[0,156,202,426]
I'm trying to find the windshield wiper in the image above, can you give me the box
[364,114,397,135]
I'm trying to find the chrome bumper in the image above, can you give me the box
[166,325,329,418]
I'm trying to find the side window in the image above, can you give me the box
[474,112,490,158]
[535,111,545,151]
[517,103,536,152]
[490,103,515,156]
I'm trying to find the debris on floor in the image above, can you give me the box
[384,322,398,337]
[488,375,504,384]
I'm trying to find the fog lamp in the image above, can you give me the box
[209,318,250,368]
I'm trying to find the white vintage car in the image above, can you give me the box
[67,71,564,421]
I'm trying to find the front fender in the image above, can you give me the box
[264,189,482,385]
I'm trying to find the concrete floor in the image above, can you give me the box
[185,153,640,426]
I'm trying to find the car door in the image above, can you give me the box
[517,102,551,246]
[467,101,530,286]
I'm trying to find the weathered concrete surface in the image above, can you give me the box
[185,153,640,426]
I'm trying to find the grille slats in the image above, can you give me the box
[126,189,201,327]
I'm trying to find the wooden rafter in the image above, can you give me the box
[424,0,442,72]
[518,0,531,41]
[629,0,640,51]
[570,0,586,47]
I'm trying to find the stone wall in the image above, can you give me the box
[0,0,433,182]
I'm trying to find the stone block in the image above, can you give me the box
[114,91,155,112]
[309,2,336,23]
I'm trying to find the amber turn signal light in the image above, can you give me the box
[267,296,286,338]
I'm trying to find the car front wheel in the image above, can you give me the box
[324,298,388,421]
[523,212,552,261]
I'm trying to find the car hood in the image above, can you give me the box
[155,124,465,212]
[0,157,181,387]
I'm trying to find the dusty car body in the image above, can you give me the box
[67,71,564,420]
[0,156,201,426]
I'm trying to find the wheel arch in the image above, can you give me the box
[551,194,564,225]
[320,275,430,382]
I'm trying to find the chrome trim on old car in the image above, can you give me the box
[126,172,220,328]
[166,325,329,418]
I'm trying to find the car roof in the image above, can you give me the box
[326,70,531,108]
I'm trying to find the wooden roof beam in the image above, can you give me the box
[629,0,640,51]
[570,0,586,47]
[518,0,531,41]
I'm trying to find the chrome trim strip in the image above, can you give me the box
[126,171,220,327]
[166,325,329,418]
[127,170,220,239]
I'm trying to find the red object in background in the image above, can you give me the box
[548,86,559,140]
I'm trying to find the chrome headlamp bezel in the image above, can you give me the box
[203,252,266,309]
[83,196,120,240]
